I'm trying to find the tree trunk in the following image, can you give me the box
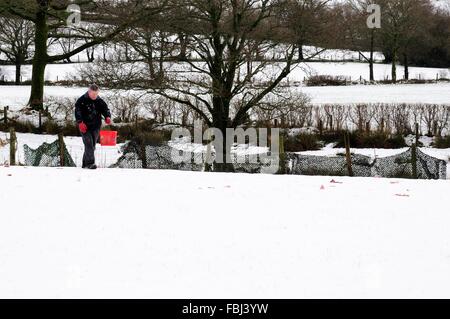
[369,30,374,82]
[179,33,187,60]
[391,48,397,83]
[213,133,235,173]
[29,7,49,110]
[298,44,304,61]
[403,53,409,80]
[15,62,21,85]
[212,98,234,173]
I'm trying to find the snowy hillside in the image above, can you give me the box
[1,166,450,298]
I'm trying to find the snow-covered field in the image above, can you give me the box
[2,82,450,110]
[299,83,450,105]
[1,60,448,83]
[0,166,449,298]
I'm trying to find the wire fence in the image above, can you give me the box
[6,136,446,180]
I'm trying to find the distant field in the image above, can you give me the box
[1,83,449,110]
[1,60,448,83]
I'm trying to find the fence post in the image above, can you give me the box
[344,131,353,177]
[9,127,16,166]
[204,130,212,172]
[141,143,147,169]
[3,106,7,124]
[415,122,419,145]
[411,143,418,179]
[318,119,323,136]
[39,110,42,131]
[278,133,285,174]
[58,133,65,167]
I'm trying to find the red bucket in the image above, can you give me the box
[100,130,118,146]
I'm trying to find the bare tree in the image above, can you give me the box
[273,0,332,61]
[339,0,381,81]
[379,0,429,82]
[138,0,331,171]
[0,16,34,84]
[2,0,168,110]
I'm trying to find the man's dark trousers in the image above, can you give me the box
[81,128,100,168]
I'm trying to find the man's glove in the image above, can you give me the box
[79,122,88,133]
[105,117,111,125]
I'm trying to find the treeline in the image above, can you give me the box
[0,2,448,148]
[0,1,448,86]
[333,0,450,81]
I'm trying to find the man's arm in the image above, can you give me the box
[75,98,83,123]
[100,99,112,119]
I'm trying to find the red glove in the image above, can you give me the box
[105,117,111,125]
[79,122,87,133]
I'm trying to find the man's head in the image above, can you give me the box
[87,84,100,100]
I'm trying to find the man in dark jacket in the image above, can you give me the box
[75,84,112,169]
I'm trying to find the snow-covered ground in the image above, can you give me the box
[0,166,449,298]
[2,82,450,110]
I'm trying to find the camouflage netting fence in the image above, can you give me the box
[24,138,76,167]
[111,141,279,173]
[375,148,446,179]
[21,138,446,179]
[113,141,446,179]
[287,148,446,179]
[286,153,373,176]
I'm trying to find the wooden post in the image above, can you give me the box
[318,119,323,136]
[58,133,65,167]
[38,110,42,131]
[204,130,212,172]
[141,144,147,169]
[278,133,285,174]
[411,143,417,179]
[344,131,353,177]
[415,122,419,146]
[9,127,16,166]
[3,106,7,124]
